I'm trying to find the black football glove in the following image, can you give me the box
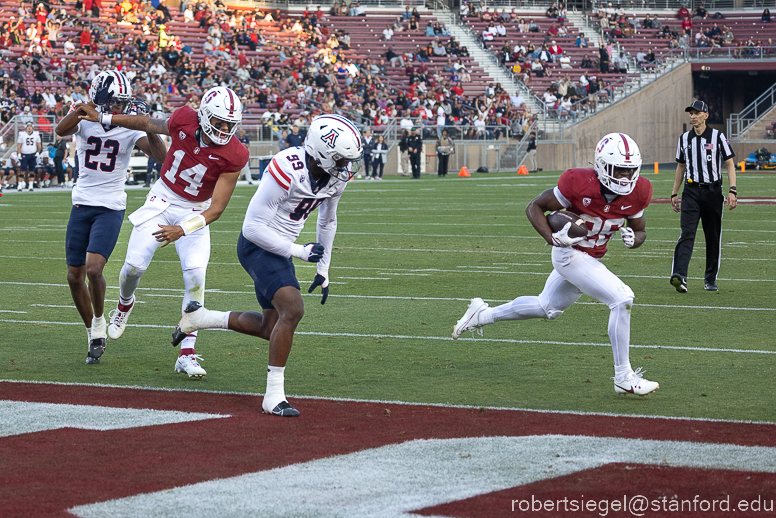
[308,273,329,305]
[130,99,151,115]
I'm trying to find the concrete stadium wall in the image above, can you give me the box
[535,62,694,172]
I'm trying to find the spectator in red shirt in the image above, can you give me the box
[80,27,91,47]
[681,17,692,35]
[677,4,690,19]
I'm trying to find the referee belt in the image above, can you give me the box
[685,179,721,189]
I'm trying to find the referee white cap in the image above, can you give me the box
[685,100,708,113]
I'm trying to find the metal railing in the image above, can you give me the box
[1,115,60,161]
[728,80,776,138]
[687,45,776,61]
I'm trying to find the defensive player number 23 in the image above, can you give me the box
[164,149,208,196]
[577,214,625,248]
[84,136,120,172]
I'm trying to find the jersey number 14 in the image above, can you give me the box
[164,149,207,196]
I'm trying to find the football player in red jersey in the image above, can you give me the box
[77,86,249,378]
[453,133,660,396]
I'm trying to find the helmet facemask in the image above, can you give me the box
[597,162,640,195]
[199,106,239,146]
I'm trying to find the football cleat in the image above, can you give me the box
[705,282,718,291]
[175,353,206,378]
[670,274,687,293]
[28,183,34,191]
[613,367,659,396]
[452,297,489,339]
[17,181,25,191]
[263,400,300,417]
[171,301,204,346]
[86,338,106,364]
[108,298,134,340]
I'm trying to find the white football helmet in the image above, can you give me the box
[89,70,133,114]
[594,132,641,195]
[198,86,243,146]
[304,114,363,182]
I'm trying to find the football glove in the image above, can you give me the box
[551,222,584,248]
[130,99,151,115]
[620,226,636,248]
[308,273,329,305]
[296,242,325,262]
[93,76,115,106]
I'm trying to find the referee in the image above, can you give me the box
[670,100,737,293]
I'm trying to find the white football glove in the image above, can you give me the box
[620,226,635,248]
[291,242,325,262]
[551,222,584,248]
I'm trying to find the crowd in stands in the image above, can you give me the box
[0,0,539,150]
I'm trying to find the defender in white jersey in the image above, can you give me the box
[56,70,167,365]
[171,114,363,416]
[16,123,41,191]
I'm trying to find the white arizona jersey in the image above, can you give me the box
[253,146,346,241]
[242,146,346,269]
[17,131,41,154]
[4,152,19,168]
[71,119,145,210]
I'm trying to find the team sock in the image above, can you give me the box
[91,315,106,340]
[264,366,287,411]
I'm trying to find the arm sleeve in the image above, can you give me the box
[315,192,341,275]
[241,176,298,258]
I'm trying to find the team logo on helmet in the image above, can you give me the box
[320,128,340,149]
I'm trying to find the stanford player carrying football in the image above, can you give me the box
[77,86,249,378]
[453,133,659,396]
[167,115,363,417]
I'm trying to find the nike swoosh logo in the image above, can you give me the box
[209,155,219,160]
[621,205,632,210]
[614,383,635,393]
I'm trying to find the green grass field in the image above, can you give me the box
[1,171,775,423]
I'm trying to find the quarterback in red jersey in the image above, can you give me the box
[453,133,659,396]
[77,86,249,377]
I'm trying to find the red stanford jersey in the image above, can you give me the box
[160,106,249,202]
[556,168,652,258]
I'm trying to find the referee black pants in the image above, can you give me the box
[672,182,724,283]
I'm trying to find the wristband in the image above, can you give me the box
[100,113,113,126]
[729,189,737,195]
[670,193,678,198]
[180,214,206,235]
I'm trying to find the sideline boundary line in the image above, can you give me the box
[2,379,774,426]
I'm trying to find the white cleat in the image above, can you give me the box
[108,298,134,340]
[175,354,206,378]
[452,297,489,340]
[613,367,659,396]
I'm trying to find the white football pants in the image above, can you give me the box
[485,246,635,374]
[119,202,211,318]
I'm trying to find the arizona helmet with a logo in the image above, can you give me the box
[88,70,133,114]
[198,86,243,146]
[594,132,642,195]
[304,114,363,182]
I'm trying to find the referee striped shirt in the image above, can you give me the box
[675,126,735,183]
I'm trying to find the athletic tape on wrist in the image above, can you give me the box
[101,113,113,126]
[180,214,206,235]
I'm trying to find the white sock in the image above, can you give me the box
[180,331,197,350]
[86,327,92,345]
[488,296,548,322]
[609,302,633,381]
[263,366,287,411]
[92,315,106,339]
[199,308,231,329]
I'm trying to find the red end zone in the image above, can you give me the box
[1,381,775,517]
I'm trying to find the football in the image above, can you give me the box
[546,210,588,238]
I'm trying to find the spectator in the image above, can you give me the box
[425,21,435,37]
[546,2,559,18]
[278,129,289,151]
[763,9,771,23]
[559,52,571,68]
[459,1,469,19]
[599,44,610,73]
[549,40,563,55]
[694,4,708,19]
[677,4,690,19]
[614,53,628,73]
[383,24,394,41]
[681,17,692,36]
[576,33,589,47]
[286,124,305,147]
